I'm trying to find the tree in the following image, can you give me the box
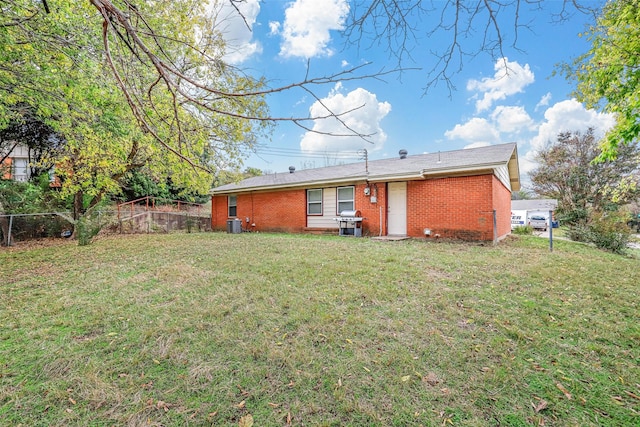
[0,176,64,245]
[0,1,390,217]
[562,0,640,159]
[511,189,533,200]
[530,128,639,253]
[0,0,274,222]
[530,129,640,224]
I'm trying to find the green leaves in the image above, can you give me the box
[1,0,271,220]
[567,0,640,156]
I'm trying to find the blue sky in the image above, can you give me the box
[214,0,614,189]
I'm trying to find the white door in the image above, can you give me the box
[387,182,407,235]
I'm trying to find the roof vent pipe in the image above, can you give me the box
[399,149,408,159]
[289,166,295,173]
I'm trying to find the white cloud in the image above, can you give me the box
[464,142,491,149]
[490,106,535,134]
[268,21,281,35]
[341,59,350,68]
[518,149,540,177]
[278,0,349,59]
[535,92,552,111]
[212,0,262,64]
[300,84,392,153]
[519,99,616,177]
[444,118,500,145]
[467,58,535,112]
[530,99,616,152]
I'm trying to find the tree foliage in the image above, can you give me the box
[563,0,640,159]
[0,104,62,179]
[1,0,405,225]
[530,128,639,253]
[530,129,640,224]
[0,0,274,220]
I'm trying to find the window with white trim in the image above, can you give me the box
[337,186,355,214]
[228,195,237,217]
[307,189,323,215]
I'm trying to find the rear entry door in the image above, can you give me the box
[387,182,407,236]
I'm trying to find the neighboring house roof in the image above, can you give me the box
[213,142,520,194]
[511,199,558,211]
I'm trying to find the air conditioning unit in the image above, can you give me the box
[226,218,242,234]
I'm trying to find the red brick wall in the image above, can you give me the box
[210,195,227,231]
[212,173,513,240]
[492,175,513,240]
[406,175,498,240]
[211,189,307,232]
[355,183,387,236]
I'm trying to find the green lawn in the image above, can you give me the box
[1,233,638,426]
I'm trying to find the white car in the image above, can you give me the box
[528,215,548,231]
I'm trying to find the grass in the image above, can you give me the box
[1,232,639,426]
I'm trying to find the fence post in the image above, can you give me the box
[493,210,497,245]
[117,203,122,234]
[7,214,13,246]
[548,209,554,252]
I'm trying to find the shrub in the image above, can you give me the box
[75,214,103,246]
[567,211,631,254]
[588,211,631,254]
[512,225,533,235]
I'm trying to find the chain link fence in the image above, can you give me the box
[1,207,211,246]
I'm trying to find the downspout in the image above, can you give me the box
[493,209,497,245]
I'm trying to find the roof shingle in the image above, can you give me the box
[213,142,519,193]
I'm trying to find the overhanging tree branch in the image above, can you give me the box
[344,0,600,95]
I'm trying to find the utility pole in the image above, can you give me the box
[359,148,368,174]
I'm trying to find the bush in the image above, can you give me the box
[75,214,103,246]
[567,211,631,254]
[588,211,631,254]
[566,223,591,243]
[512,225,533,235]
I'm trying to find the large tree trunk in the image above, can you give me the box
[73,189,84,221]
[69,189,84,240]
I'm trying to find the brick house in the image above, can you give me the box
[210,143,521,241]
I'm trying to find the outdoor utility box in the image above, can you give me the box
[226,218,242,234]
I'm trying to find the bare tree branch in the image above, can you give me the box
[344,0,600,95]
[86,0,404,164]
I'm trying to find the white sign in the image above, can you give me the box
[511,210,527,229]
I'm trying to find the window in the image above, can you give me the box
[13,158,28,182]
[307,189,323,215]
[337,186,355,214]
[228,195,237,217]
